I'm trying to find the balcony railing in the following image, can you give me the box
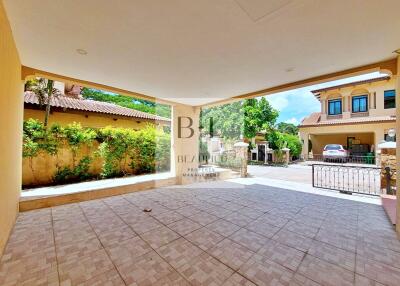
[351,111,369,117]
[327,114,343,120]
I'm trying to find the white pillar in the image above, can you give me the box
[171,104,201,184]
[301,132,309,159]
[375,129,385,158]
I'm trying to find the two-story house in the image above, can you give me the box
[299,76,396,159]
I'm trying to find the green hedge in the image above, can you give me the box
[23,119,171,186]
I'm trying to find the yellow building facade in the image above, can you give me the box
[299,76,396,157]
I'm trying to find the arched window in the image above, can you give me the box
[351,88,369,113]
[328,99,342,115]
[352,95,368,113]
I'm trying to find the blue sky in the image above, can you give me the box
[265,72,386,125]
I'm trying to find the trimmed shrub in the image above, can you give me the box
[22,119,171,186]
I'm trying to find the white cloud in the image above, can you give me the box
[266,94,289,110]
[284,117,300,125]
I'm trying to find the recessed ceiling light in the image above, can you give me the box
[393,49,400,55]
[76,48,88,55]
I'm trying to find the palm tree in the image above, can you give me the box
[25,78,59,128]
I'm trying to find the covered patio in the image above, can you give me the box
[1,1,400,286]
[2,181,399,286]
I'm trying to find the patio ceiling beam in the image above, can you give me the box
[21,66,178,106]
[200,58,398,108]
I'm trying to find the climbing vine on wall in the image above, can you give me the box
[22,119,171,186]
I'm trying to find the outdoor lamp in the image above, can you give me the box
[388,128,396,141]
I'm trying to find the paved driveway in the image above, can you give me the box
[248,164,312,185]
[1,182,399,285]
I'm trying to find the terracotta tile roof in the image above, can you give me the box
[299,112,395,127]
[24,92,170,122]
[300,112,321,126]
[311,76,391,99]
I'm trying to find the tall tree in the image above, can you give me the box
[244,97,278,139]
[25,78,58,128]
[200,98,278,140]
[200,101,244,140]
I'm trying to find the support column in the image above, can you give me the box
[234,142,249,177]
[301,132,309,159]
[171,104,201,184]
[396,55,400,234]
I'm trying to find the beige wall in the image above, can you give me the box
[24,108,169,129]
[0,2,23,255]
[300,121,396,157]
[23,144,102,187]
[310,133,374,155]
[319,78,396,120]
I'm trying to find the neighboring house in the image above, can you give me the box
[299,76,396,158]
[24,82,170,129]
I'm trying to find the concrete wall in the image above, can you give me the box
[24,108,169,129]
[0,2,23,255]
[23,144,103,187]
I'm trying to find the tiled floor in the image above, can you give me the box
[1,183,400,286]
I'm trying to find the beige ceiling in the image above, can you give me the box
[4,0,400,106]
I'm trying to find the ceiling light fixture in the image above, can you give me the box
[76,48,88,55]
[285,68,294,72]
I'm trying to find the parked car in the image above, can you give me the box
[322,144,348,162]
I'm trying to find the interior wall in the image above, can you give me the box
[0,1,23,255]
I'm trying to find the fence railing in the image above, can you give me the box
[312,164,381,196]
[306,154,375,164]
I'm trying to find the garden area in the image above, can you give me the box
[22,119,170,188]
[200,97,302,165]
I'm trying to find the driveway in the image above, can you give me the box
[248,164,312,185]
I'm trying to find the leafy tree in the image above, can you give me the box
[276,122,299,135]
[282,133,302,158]
[244,98,278,138]
[200,101,244,140]
[81,88,171,118]
[200,98,278,140]
[267,130,302,159]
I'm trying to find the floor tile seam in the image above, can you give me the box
[355,251,400,271]
[306,238,361,273]
[238,251,298,285]
[102,195,193,285]
[114,192,192,228]
[50,208,61,285]
[294,252,356,285]
[77,202,128,286]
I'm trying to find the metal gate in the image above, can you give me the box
[312,164,381,196]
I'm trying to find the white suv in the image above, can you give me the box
[322,144,348,162]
